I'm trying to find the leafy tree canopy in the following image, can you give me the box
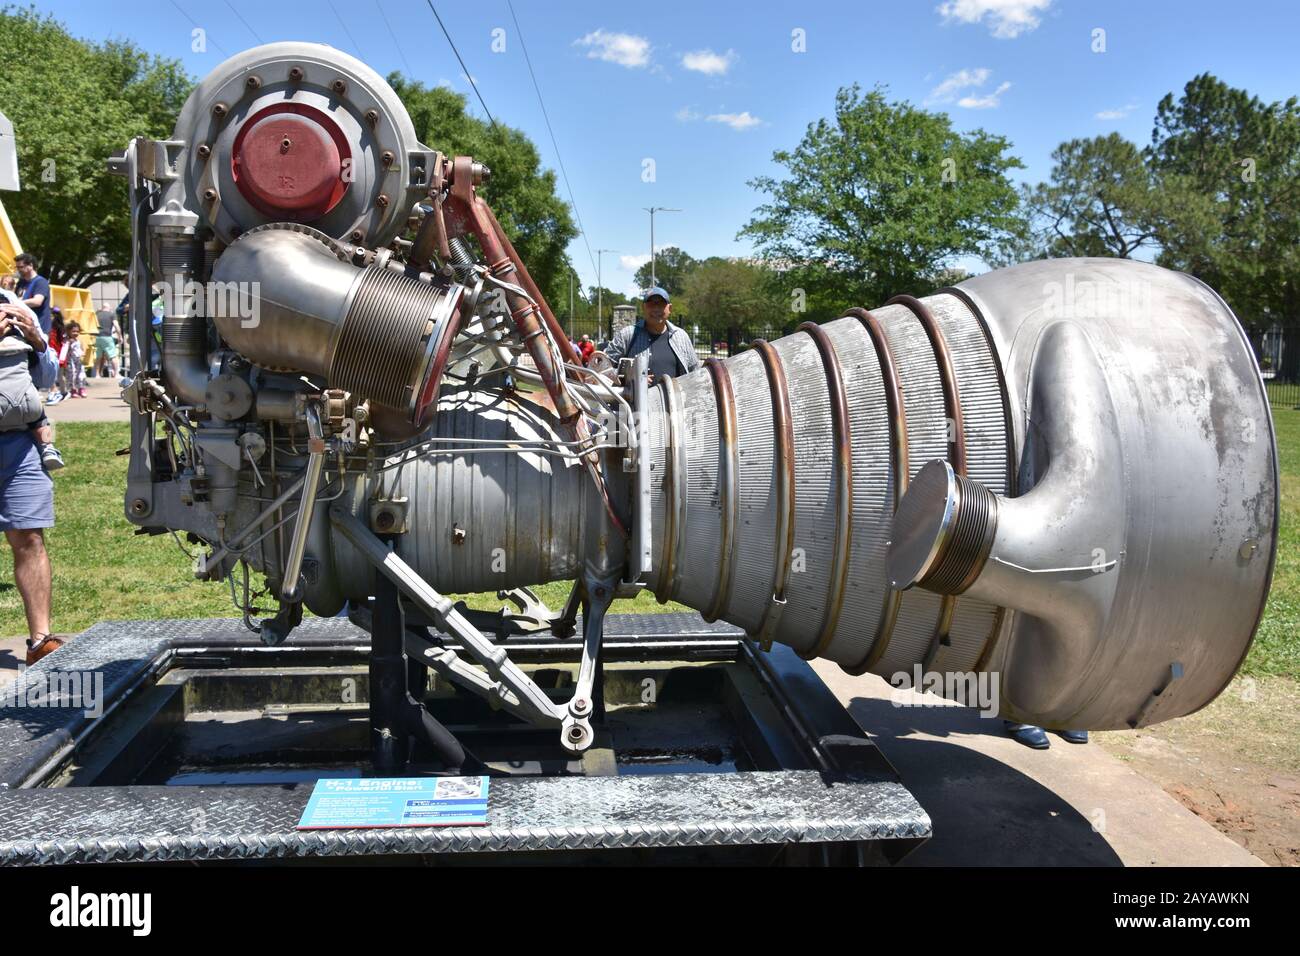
[739,83,1025,317]
[633,246,697,298]
[1147,73,1300,329]
[0,6,192,285]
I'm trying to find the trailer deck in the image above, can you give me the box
[0,613,930,865]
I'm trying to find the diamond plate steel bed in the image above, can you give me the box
[0,613,931,865]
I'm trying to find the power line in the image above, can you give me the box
[168,0,229,57]
[326,0,366,61]
[506,0,598,280]
[424,0,498,131]
[222,0,263,44]
[373,0,416,78]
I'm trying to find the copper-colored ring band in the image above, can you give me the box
[888,294,968,673]
[797,322,852,661]
[843,307,908,675]
[888,294,967,475]
[939,286,1017,674]
[703,358,739,622]
[653,376,687,604]
[751,339,796,645]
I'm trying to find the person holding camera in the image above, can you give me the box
[0,292,60,664]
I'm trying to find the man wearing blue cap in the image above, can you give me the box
[603,287,700,383]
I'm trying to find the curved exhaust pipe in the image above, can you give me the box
[210,225,465,424]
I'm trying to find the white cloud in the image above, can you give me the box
[620,254,651,271]
[958,81,1012,109]
[928,69,1011,109]
[937,0,1052,39]
[927,67,992,104]
[675,106,701,122]
[1095,103,1138,120]
[681,48,737,75]
[574,29,651,68]
[706,111,763,131]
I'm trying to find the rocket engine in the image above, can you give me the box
[113,42,1277,754]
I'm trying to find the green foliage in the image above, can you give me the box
[679,257,788,335]
[739,84,1025,317]
[0,6,193,285]
[1146,73,1300,330]
[633,246,697,298]
[387,73,578,309]
[1019,133,1162,259]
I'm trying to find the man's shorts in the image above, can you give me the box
[0,430,54,530]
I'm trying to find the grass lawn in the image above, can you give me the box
[1,416,1295,683]
[1252,406,1299,677]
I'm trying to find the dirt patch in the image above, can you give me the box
[1096,674,1299,866]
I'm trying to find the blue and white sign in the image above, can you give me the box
[297,776,489,829]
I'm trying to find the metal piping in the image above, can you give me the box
[842,307,908,674]
[888,294,966,674]
[797,322,853,660]
[280,402,325,600]
[654,374,688,605]
[702,358,739,622]
[750,339,796,648]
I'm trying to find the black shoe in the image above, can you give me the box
[1060,729,1089,744]
[1004,721,1050,749]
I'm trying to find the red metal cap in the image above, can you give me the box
[231,103,352,220]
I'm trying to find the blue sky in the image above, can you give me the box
[38,0,1300,296]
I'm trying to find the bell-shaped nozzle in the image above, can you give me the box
[889,313,1274,730]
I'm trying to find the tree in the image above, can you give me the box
[0,8,193,285]
[1146,73,1300,330]
[388,74,579,310]
[633,246,697,298]
[1019,134,1162,259]
[739,84,1025,318]
[680,257,789,351]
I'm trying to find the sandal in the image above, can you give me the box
[24,634,64,666]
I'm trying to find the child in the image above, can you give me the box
[66,322,86,397]
[45,309,67,405]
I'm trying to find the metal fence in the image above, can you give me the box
[1252,325,1300,409]
[560,320,795,361]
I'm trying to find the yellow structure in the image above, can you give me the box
[0,194,99,366]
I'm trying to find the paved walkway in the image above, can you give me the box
[811,661,1264,866]
[43,372,130,424]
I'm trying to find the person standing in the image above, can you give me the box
[12,256,63,470]
[602,287,700,383]
[93,310,120,380]
[13,254,50,335]
[65,323,86,398]
[0,294,60,664]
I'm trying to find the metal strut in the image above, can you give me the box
[331,504,610,753]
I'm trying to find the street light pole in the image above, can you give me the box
[642,207,681,288]
[595,248,617,340]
